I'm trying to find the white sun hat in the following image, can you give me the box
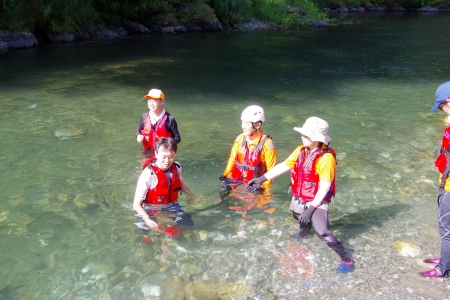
[293,116,332,145]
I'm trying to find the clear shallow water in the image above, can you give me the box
[1,12,450,299]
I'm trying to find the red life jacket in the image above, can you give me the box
[230,134,271,184]
[290,146,336,203]
[144,159,181,205]
[435,124,450,190]
[140,111,173,150]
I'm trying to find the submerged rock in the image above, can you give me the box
[161,276,186,300]
[54,129,86,140]
[395,241,421,257]
[184,279,247,300]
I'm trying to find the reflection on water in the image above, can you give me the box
[1,12,450,299]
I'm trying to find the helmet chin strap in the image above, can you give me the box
[250,123,259,136]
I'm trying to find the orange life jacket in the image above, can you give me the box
[140,111,173,150]
[435,124,450,191]
[290,146,336,203]
[230,134,270,184]
[144,159,181,205]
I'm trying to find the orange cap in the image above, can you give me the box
[144,89,165,100]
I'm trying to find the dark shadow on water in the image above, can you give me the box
[329,202,412,243]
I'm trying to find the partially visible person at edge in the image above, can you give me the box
[422,81,450,278]
[136,89,181,159]
[133,137,194,233]
[246,117,355,273]
[219,105,277,212]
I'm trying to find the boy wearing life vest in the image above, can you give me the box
[246,117,355,273]
[219,105,277,211]
[136,89,181,159]
[133,137,194,232]
[422,81,450,277]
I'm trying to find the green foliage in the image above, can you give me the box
[251,0,327,26]
[0,0,445,33]
[42,0,100,32]
[208,0,253,23]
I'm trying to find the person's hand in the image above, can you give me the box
[219,175,227,181]
[245,175,267,193]
[137,134,144,142]
[187,193,195,204]
[298,206,316,224]
[144,218,158,229]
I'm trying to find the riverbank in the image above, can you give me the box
[0,2,449,57]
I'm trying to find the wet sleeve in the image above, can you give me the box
[283,147,302,169]
[167,116,181,143]
[136,114,145,137]
[222,136,241,177]
[315,153,336,182]
[134,168,156,201]
[261,138,277,186]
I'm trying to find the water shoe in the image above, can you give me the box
[291,234,310,241]
[423,258,440,264]
[337,260,355,273]
[421,266,448,278]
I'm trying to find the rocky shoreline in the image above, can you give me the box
[0,2,449,57]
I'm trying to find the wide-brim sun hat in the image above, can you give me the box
[144,89,165,100]
[293,116,332,145]
[431,81,450,112]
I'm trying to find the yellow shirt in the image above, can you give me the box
[284,146,336,182]
[223,132,276,187]
[438,174,450,191]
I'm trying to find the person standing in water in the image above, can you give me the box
[422,81,450,277]
[219,105,277,212]
[246,117,355,273]
[133,137,194,234]
[136,89,181,159]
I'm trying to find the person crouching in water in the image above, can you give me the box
[422,81,450,277]
[133,137,194,233]
[136,89,181,160]
[219,105,276,212]
[246,117,355,273]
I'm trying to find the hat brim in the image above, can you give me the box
[293,127,331,144]
[144,95,164,100]
[431,100,444,112]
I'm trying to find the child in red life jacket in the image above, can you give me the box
[246,117,355,273]
[136,89,181,159]
[422,81,450,278]
[133,137,194,232]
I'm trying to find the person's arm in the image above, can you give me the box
[246,146,300,192]
[136,114,145,142]
[310,152,336,208]
[133,169,158,228]
[309,181,332,208]
[261,138,277,187]
[167,116,181,143]
[180,180,195,203]
[221,136,240,178]
[264,163,291,180]
[177,163,194,203]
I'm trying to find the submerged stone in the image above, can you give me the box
[184,279,247,300]
[395,241,421,257]
[161,276,186,300]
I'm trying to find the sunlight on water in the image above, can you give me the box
[1,13,450,299]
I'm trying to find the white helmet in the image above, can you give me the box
[241,105,265,123]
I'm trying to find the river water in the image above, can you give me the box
[1,12,450,300]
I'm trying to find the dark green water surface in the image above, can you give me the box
[1,12,450,299]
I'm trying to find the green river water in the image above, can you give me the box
[1,12,450,299]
